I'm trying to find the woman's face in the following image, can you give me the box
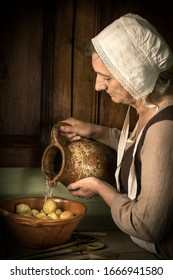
[92,52,135,105]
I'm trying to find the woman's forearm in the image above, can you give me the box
[96,181,118,207]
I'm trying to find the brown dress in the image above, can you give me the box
[106,104,173,259]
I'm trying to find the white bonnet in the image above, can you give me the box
[91,13,173,99]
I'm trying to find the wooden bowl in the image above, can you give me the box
[0,196,87,249]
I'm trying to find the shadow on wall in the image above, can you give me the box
[0,168,46,200]
[0,167,109,209]
[0,167,81,200]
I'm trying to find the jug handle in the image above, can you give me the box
[51,121,72,147]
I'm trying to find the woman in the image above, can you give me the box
[60,13,173,259]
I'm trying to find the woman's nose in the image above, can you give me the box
[95,74,108,91]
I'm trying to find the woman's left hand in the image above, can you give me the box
[67,177,118,208]
[67,177,101,199]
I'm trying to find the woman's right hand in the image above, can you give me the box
[59,117,96,141]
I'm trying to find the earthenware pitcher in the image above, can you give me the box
[41,122,116,187]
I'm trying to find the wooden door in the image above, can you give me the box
[0,0,172,167]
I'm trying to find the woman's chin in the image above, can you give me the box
[111,96,122,103]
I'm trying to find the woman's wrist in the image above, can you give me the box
[90,124,109,141]
[96,180,118,207]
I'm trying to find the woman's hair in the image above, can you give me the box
[146,72,172,104]
[85,42,95,57]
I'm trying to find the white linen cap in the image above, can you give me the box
[91,13,173,99]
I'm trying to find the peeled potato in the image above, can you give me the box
[35,212,47,219]
[60,211,73,220]
[18,211,33,218]
[15,200,74,220]
[48,211,60,220]
[31,209,39,217]
[16,203,31,214]
[43,199,57,214]
[55,208,63,216]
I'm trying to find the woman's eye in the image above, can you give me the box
[104,77,111,81]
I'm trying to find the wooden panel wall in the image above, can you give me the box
[0,1,43,136]
[0,0,172,167]
[53,0,100,123]
[53,0,74,123]
[0,0,45,166]
[72,0,99,122]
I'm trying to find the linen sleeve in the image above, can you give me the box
[96,127,121,151]
[110,120,173,243]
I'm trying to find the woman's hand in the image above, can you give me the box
[60,117,96,141]
[67,177,100,198]
[67,177,118,207]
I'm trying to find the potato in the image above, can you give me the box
[43,199,57,214]
[31,209,39,217]
[48,211,60,220]
[15,199,74,221]
[16,203,31,214]
[55,208,63,216]
[60,211,73,220]
[35,212,47,219]
[18,211,33,218]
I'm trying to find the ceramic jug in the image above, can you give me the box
[41,122,117,187]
